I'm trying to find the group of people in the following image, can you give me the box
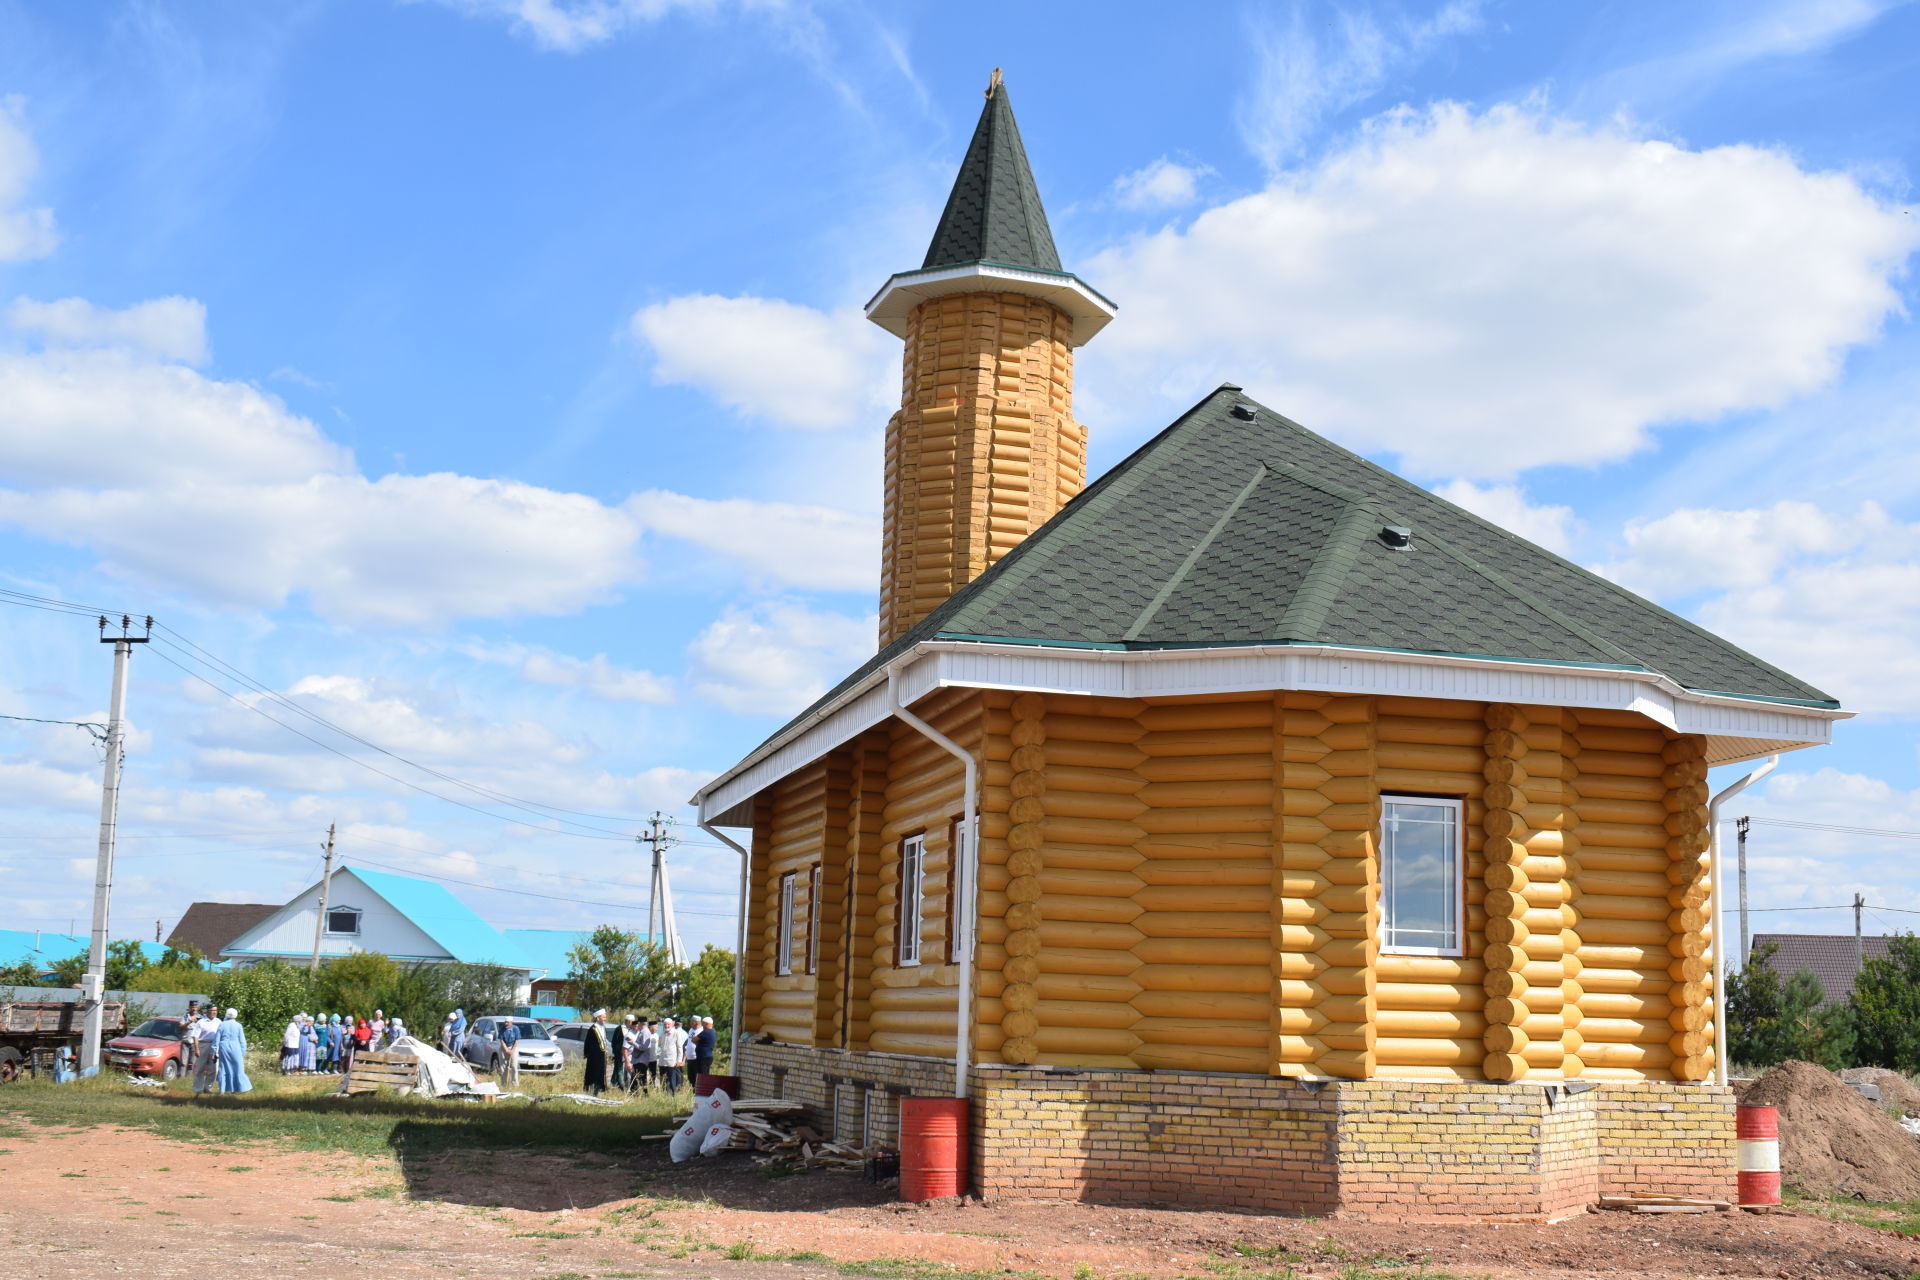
[276,1009,408,1074]
[177,1003,254,1095]
[581,1010,718,1096]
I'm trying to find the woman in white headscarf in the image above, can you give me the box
[281,1015,303,1074]
[214,1009,252,1094]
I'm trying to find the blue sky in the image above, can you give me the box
[1,0,1917,957]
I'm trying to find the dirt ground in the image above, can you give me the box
[4,1125,1920,1280]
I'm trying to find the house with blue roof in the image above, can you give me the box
[220,866,540,999]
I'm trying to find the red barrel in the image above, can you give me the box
[694,1073,741,1098]
[1736,1105,1781,1206]
[899,1097,969,1201]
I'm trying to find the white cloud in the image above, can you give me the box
[1431,480,1579,556]
[0,472,646,625]
[0,96,57,262]
[1730,767,1920,926]
[0,348,350,487]
[1595,500,1920,713]
[1112,158,1209,210]
[690,601,873,716]
[519,650,674,703]
[631,294,891,431]
[1236,0,1484,170]
[630,489,875,591]
[1087,102,1919,477]
[418,0,738,52]
[9,295,210,365]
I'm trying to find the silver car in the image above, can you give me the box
[548,1021,590,1063]
[461,1016,565,1075]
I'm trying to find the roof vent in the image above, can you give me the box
[1379,525,1413,550]
[1230,402,1257,420]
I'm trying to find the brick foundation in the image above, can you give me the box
[739,1043,1735,1220]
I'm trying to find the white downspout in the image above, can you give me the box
[888,668,980,1099]
[1710,755,1778,1087]
[697,817,752,1072]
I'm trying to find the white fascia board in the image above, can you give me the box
[694,640,1847,824]
[865,263,1116,346]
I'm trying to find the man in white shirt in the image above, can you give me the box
[657,1017,687,1093]
[631,1018,656,1090]
[191,1010,221,1094]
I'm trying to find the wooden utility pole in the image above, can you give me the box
[82,614,150,1077]
[309,823,337,975]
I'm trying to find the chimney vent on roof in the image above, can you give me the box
[1379,525,1413,550]
[1230,402,1257,420]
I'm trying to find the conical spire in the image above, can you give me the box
[922,71,1061,272]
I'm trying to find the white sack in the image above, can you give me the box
[699,1123,733,1156]
[669,1113,705,1162]
[383,1034,478,1097]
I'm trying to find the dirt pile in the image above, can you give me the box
[1841,1067,1920,1116]
[1740,1059,1920,1199]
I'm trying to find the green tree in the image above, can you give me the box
[683,944,736,1050]
[131,963,220,995]
[312,951,400,1017]
[47,950,88,987]
[0,959,39,986]
[1775,969,1856,1071]
[209,960,315,1042]
[1852,933,1920,1072]
[565,926,682,1016]
[442,963,517,1021]
[158,944,206,970]
[104,939,151,990]
[1727,943,1785,1068]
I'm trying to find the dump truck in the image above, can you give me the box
[0,999,126,1081]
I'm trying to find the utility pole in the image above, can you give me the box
[1856,892,1866,980]
[639,812,685,966]
[82,614,150,1077]
[309,823,337,975]
[1736,816,1751,973]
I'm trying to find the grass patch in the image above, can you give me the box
[0,1061,682,1161]
[1786,1188,1920,1236]
[724,1241,760,1260]
[826,1258,1045,1280]
[514,1230,585,1240]
[226,1165,256,1172]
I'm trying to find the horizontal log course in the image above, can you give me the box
[1031,998,1139,1030]
[1374,742,1485,774]
[1377,954,1488,983]
[1032,945,1145,976]
[1134,989,1272,1021]
[1134,962,1271,994]
[1137,911,1272,939]
[1578,893,1671,922]
[1376,1009,1486,1038]
[1041,792,1149,821]
[1578,1016,1672,1045]
[1574,772,1666,802]
[1577,750,1666,778]
[1139,779,1272,808]
[1043,740,1149,770]
[1578,967,1671,996]
[1374,1037,1481,1067]
[1137,727,1273,756]
[1137,832,1274,859]
[1036,920,1145,950]
[1139,698,1273,730]
[1376,981,1487,1011]
[1375,715,1487,746]
[1042,817,1147,846]
[1034,971,1141,1002]
[868,1032,956,1057]
[1133,1015,1270,1048]
[1136,883,1274,913]
[1045,713,1148,744]
[1135,936,1272,965]
[1138,805,1276,834]
[1133,1043,1268,1073]
[1137,752,1272,783]
[1043,763,1148,794]
[1579,1041,1675,1071]
[1139,857,1274,886]
[1036,846,1146,874]
[1579,868,1672,897]
[1033,1026,1143,1056]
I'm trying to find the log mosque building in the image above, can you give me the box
[692,75,1846,1219]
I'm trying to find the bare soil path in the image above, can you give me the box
[3,1125,1918,1280]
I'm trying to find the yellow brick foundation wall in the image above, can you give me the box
[738,1043,1733,1219]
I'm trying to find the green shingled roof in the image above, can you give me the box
[788,386,1836,732]
[922,81,1062,273]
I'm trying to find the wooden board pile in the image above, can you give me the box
[701,1098,870,1170]
[343,1050,420,1095]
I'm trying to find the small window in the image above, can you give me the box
[777,871,797,976]
[535,989,556,1006]
[1380,796,1463,955]
[945,818,964,964]
[325,906,361,935]
[899,834,926,967]
[806,864,822,975]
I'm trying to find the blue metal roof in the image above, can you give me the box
[0,930,170,972]
[503,928,589,981]
[346,867,534,969]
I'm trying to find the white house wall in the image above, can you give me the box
[224,870,452,965]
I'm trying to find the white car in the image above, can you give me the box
[461,1016,565,1075]
[548,1021,590,1063]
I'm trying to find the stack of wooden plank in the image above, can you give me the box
[728,1100,866,1170]
[1596,1195,1732,1214]
[343,1050,420,1095]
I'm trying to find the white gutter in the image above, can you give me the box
[1709,755,1778,1087]
[697,817,752,1070]
[887,669,979,1099]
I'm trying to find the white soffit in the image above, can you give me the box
[865,263,1117,346]
[695,641,1847,825]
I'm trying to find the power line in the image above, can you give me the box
[150,625,656,830]
[345,853,737,919]
[0,712,108,731]
[1741,816,1920,843]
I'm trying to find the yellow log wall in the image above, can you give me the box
[756,760,828,1045]
[877,293,1084,646]
[744,690,1713,1083]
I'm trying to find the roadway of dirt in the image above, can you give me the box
[3,1125,1919,1280]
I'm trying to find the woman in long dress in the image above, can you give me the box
[297,1015,318,1072]
[281,1017,302,1073]
[214,1009,252,1094]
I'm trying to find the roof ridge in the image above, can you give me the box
[1123,463,1268,641]
[1274,497,1379,644]
[1410,528,1645,669]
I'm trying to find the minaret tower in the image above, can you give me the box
[866,70,1115,646]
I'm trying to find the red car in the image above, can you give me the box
[106,1016,191,1079]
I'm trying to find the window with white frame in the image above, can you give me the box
[898,834,926,967]
[777,872,797,976]
[535,989,556,1006]
[1379,796,1463,955]
[806,863,822,975]
[325,906,362,936]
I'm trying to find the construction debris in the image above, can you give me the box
[1738,1060,1920,1200]
[664,1097,870,1170]
[1597,1195,1730,1213]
